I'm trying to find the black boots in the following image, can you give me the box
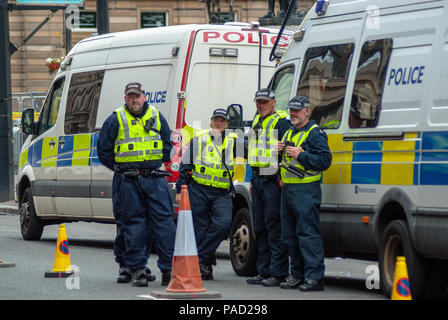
[199,260,214,280]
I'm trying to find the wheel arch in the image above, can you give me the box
[373,187,417,250]
[232,184,253,234]
[17,174,32,206]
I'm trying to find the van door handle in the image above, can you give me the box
[49,139,56,147]
[59,137,66,146]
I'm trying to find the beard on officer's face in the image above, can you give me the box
[290,109,309,127]
[125,94,145,115]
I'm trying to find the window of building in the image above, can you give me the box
[209,11,237,24]
[72,11,97,32]
[349,39,393,129]
[269,65,295,111]
[297,43,355,129]
[140,12,168,28]
[37,77,65,136]
[218,12,236,24]
[64,71,104,134]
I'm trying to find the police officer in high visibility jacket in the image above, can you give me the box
[97,82,176,287]
[278,96,332,292]
[176,108,239,280]
[246,88,291,287]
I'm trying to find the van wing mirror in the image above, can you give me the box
[21,108,35,135]
[227,104,243,129]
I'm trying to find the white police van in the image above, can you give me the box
[259,0,448,298]
[17,23,288,275]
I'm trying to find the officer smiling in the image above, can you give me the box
[97,82,176,287]
[176,108,239,281]
[278,96,332,291]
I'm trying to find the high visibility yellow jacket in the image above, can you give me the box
[280,124,322,184]
[114,105,163,163]
[248,110,288,168]
[192,130,237,189]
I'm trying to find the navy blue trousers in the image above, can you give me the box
[281,182,325,280]
[112,173,176,272]
[251,176,289,278]
[188,183,232,265]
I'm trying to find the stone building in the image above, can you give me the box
[9,0,314,93]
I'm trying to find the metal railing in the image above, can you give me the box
[11,91,47,172]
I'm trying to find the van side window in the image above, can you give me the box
[349,39,393,128]
[297,43,354,129]
[64,70,105,134]
[270,65,295,111]
[36,77,65,136]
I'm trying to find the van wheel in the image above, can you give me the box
[19,187,44,241]
[378,219,426,299]
[229,208,257,276]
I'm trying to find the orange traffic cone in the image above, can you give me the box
[151,185,221,299]
[45,224,74,278]
[391,256,412,300]
[166,185,206,293]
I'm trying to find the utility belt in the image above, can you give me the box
[251,166,279,182]
[115,166,171,179]
[190,179,229,194]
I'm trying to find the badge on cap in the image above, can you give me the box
[124,82,144,95]
[254,88,275,101]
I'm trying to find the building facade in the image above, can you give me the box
[9,0,314,94]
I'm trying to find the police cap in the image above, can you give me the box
[287,96,311,110]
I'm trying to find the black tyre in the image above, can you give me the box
[19,187,44,240]
[378,219,426,299]
[229,208,257,276]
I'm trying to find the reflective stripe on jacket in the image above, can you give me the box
[280,124,321,184]
[192,130,236,189]
[248,110,288,167]
[114,105,163,163]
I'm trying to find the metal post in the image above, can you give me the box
[64,10,72,53]
[0,0,14,201]
[96,0,109,35]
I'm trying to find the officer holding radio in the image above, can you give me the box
[246,88,291,287]
[176,108,240,281]
[278,96,332,292]
[97,82,176,287]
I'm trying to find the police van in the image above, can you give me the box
[17,23,287,275]
[254,0,448,298]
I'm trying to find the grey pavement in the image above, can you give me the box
[0,204,378,285]
[0,200,18,214]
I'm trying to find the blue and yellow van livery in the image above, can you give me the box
[270,0,448,298]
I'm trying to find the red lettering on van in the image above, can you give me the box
[223,32,244,43]
[263,34,268,46]
[247,32,259,44]
[203,31,220,42]
[271,36,290,47]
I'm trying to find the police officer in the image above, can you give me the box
[97,82,176,287]
[278,96,332,291]
[246,88,291,287]
[176,108,238,280]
